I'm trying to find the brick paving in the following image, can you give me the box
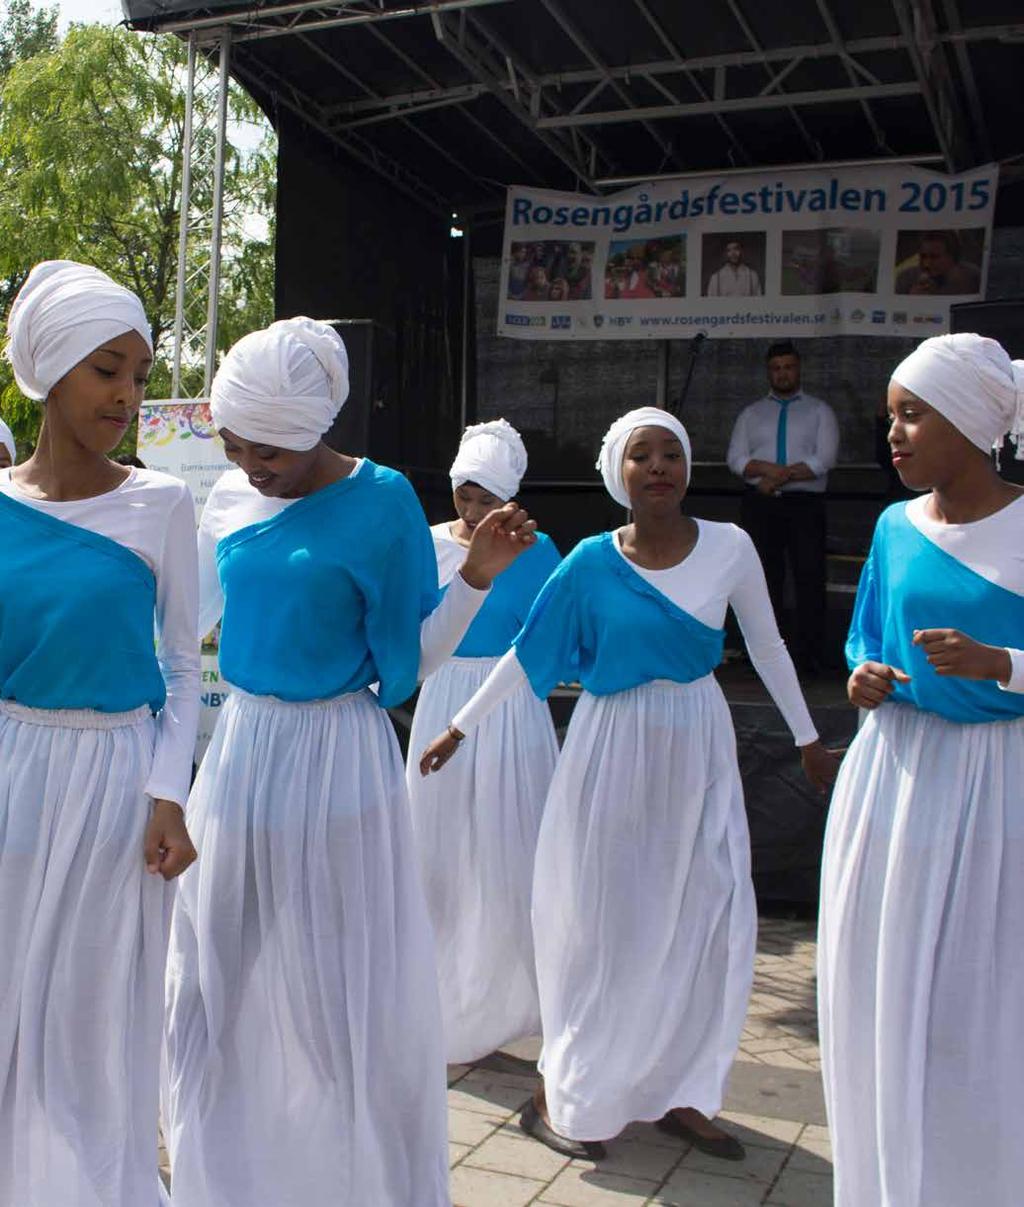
[446,917,831,1206]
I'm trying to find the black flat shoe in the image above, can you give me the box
[655,1113,745,1161]
[519,1100,606,1161]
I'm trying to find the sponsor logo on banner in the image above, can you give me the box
[497,163,997,340]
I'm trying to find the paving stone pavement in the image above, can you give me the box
[446,917,831,1207]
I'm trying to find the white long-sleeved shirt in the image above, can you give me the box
[0,466,200,806]
[906,492,1024,693]
[706,263,762,297]
[453,520,819,746]
[197,463,489,683]
[726,392,839,493]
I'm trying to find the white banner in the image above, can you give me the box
[498,163,998,340]
[138,400,232,760]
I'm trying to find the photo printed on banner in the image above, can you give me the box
[893,228,986,295]
[507,240,595,302]
[781,228,881,296]
[604,235,685,300]
[702,232,766,297]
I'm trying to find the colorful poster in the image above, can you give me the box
[498,163,998,340]
[138,400,232,759]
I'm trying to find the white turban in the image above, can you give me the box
[450,418,527,500]
[210,317,349,451]
[0,418,14,463]
[892,333,1024,459]
[4,260,152,401]
[596,406,693,508]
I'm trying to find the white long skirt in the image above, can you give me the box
[819,703,1024,1207]
[164,687,450,1207]
[535,676,757,1141]
[0,700,168,1207]
[407,656,558,1064]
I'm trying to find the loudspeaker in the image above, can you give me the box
[949,299,1024,357]
[950,299,1024,481]
[322,320,398,461]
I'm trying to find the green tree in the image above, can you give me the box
[0,0,57,80]
[0,23,276,457]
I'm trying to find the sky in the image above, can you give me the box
[56,0,124,30]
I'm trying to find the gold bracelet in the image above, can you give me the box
[447,724,466,743]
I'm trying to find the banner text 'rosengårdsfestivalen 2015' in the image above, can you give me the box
[498,163,998,341]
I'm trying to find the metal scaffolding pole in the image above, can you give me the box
[169,30,230,400]
[171,31,197,399]
[205,31,231,394]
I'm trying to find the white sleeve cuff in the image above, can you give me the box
[998,648,1024,694]
[143,769,190,811]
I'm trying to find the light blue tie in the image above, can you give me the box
[772,394,796,465]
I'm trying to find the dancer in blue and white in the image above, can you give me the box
[408,419,560,1064]
[164,319,537,1207]
[0,261,199,1207]
[819,334,1024,1207]
[421,407,837,1160]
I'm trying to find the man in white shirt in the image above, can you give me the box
[706,239,763,297]
[726,341,839,674]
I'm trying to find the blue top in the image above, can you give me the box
[448,531,561,658]
[513,532,725,699]
[847,502,1024,724]
[0,491,165,713]
[216,461,438,706]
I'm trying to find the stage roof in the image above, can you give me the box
[122,0,1024,218]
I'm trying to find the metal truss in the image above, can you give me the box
[171,29,231,399]
[310,16,1022,157]
[158,0,513,40]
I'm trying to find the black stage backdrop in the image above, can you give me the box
[274,110,467,473]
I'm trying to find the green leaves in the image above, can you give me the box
[0,0,57,81]
[0,22,276,456]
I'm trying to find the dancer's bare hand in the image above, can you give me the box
[144,800,197,879]
[419,729,463,776]
[847,661,910,709]
[461,503,537,588]
[799,740,844,794]
[913,628,1011,683]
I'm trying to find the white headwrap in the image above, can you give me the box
[892,333,1024,459]
[0,418,15,463]
[450,418,527,500]
[210,317,349,451]
[4,260,152,401]
[596,406,693,508]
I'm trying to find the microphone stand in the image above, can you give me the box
[671,332,707,420]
